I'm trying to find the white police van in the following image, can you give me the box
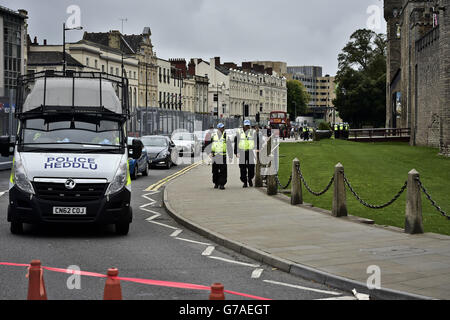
[5,71,142,235]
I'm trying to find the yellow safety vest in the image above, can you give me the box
[238,130,255,151]
[340,124,344,130]
[212,133,227,155]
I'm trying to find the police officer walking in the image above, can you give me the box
[334,123,340,139]
[235,120,259,188]
[303,126,309,141]
[210,123,231,190]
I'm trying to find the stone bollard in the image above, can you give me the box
[267,173,278,196]
[291,158,303,205]
[405,169,424,234]
[332,163,347,217]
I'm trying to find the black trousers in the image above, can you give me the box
[239,152,255,184]
[212,156,227,186]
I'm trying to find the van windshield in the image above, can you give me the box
[20,116,124,153]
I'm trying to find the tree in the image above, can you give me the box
[287,80,310,121]
[333,29,387,128]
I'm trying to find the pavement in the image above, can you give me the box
[164,163,450,300]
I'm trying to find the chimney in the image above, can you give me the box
[214,57,221,66]
[18,9,28,18]
[108,30,121,49]
[242,62,252,71]
[43,39,47,46]
[33,36,37,45]
[188,59,196,77]
[170,59,187,78]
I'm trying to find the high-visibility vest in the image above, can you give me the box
[334,125,338,131]
[212,133,227,155]
[340,124,344,130]
[302,127,307,132]
[238,130,255,151]
[309,128,313,132]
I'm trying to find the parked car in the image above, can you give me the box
[141,135,177,169]
[172,132,201,157]
[127,137,149,180]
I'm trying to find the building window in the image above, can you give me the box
[111,67,114,75]
[86,57,89,66]
[95,60,98,69]
[102,65,105,73]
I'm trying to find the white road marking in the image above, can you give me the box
[170,229,183,237]
[251,268,264,279]
[202,246,215,256]
[145,212,161,221]
[315,296,356,300]
[263,280,341,296]
[147,220,179,230]
[208,256,260,268]
[175,237,211,246]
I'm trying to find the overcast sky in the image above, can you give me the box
[5,0,386,76]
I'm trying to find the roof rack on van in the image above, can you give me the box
[16,71,130,119]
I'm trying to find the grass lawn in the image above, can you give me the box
[278,139,450,235]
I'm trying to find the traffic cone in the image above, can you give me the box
[103,268,122,300]
[209,283,225,300]
[27,260,47,300]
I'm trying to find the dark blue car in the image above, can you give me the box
[128,137,149,180]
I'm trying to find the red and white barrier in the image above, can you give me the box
[0,261,271,300]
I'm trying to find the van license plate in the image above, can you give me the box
[53,207,87,215]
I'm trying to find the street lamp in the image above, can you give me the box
[63,23,83,74]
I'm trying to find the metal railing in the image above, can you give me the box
[348,128,411,141]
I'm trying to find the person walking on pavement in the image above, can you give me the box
[210,123,231,190]
[235,120,259,188]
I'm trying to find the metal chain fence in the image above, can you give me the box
[297,164,334,197]
[269,157,449,223]
[344,174,407,210]
[416,178,450,220]
[274,174,292,190]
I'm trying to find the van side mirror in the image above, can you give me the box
[0,136,14,157]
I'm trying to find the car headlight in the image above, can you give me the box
[160,150,169,158]
[106,154,129,196]
[13,153,35,195]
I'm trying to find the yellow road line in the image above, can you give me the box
[153,162,202,191]
[145,163,197,191]
[145,161,202,192]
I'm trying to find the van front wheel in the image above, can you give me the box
[10,221,23,235]
[115,222,130,236]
